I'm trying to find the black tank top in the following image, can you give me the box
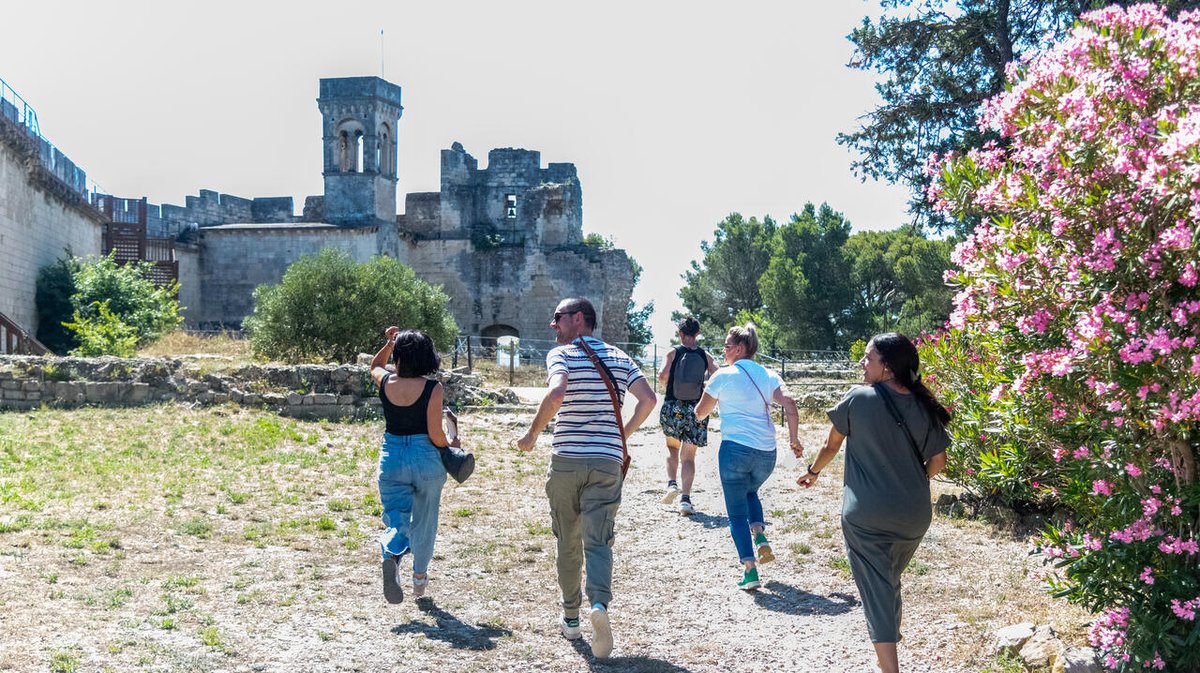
[380,375,436,436]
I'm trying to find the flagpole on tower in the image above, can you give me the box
[380,29,385,79]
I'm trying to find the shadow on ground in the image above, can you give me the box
[569,638,696,672]
[390,598,512,650]
[752,581,859,616]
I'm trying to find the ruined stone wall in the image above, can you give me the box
[397,239,632,342]
[191,224,377,328]
[0,355,517,418]
[0,107,104,338]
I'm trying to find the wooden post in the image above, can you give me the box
[508,342,515,386]
[466,336,473,373]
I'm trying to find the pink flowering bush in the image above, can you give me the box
[922,5,1200,670]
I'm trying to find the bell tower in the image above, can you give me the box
[317,77,403,226]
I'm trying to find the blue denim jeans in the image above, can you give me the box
[718,440,776,563]
[377,433,446,574]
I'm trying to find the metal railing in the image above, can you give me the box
[446,334,858,390]
[0,74,106,200]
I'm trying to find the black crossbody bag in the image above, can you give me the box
[873,383,930,477]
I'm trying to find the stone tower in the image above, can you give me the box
[317,77,403,226]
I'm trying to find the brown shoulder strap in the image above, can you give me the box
[575,337,630,477]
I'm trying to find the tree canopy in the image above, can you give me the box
[840,0,1200,232]
[679,208,954,352]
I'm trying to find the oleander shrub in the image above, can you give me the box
[924,5,1200,670]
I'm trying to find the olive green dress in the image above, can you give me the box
[827,385,949,643]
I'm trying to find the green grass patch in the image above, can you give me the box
[176,517,213,539]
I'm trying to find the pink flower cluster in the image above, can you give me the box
[928,5,1200,669]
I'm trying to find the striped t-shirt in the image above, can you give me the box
[547,336,645,463]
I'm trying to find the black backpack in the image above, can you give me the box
[671,347,707,401]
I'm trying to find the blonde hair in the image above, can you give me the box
[726,323,758,358]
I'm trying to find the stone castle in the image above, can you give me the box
[0,75,635,353]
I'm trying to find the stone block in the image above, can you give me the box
[1058,647,1103,673]
[211,393,229,404]
[286,392,303,406]
[2,388,25,400]
[993,623,1036,657]
[338,395,355,405]
[301,394,315,405]
[129,383,151,403]
[311,393,337,405]
[242,393,261,406]
[83,382,121,404]
[0,380,19,390]
[1019,625,1063,670]
[22,380,41,392]
[262,393,286,406]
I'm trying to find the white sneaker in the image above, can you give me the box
[590,606,613,658]
[679,499,696,516]
[560,615,582,640]
[661,483,681,504]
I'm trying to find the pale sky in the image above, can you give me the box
[1,0,909,342]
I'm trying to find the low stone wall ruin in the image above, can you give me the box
[0,355,518,419]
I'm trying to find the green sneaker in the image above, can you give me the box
[754,531,775,564]
[738,567,761,591]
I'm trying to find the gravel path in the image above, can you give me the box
[0,404,1082,673]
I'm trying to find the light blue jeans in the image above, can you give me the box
[377,433,446,574]
[718,440,776,563]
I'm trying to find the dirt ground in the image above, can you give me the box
[0,400,1088,673]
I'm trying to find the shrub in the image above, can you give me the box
[38,253,182,356]
[925,6,1200,669]
[244,249,457,363]
[35,257,79,355]
[63,302,139,357]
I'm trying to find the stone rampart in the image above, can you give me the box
[0,355,517,419]
[0,109,104,339]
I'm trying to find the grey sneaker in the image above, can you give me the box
[412,573,428,599]
[679,499,696,516]
[661,483,681,504]
[560,615,582,640]
[590,606,613,658]
[381,555,404,604]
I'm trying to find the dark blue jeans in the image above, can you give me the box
[718,440,776,563]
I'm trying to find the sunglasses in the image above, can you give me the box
[553,310,581,322]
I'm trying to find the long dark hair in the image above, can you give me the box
[391,329,440,377]
[871,332,951,429]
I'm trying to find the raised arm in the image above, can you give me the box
[370,325,400,387]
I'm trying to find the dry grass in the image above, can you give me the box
[139,330,252,360]
[0,405,1093,672]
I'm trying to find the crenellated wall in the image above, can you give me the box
[0,103,104,340]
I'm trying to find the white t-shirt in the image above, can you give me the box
[705,359,782,451]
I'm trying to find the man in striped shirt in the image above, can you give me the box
[516,297,656,659]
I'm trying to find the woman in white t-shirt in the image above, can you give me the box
[695,323,803,590]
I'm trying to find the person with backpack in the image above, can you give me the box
[656,316,719,515]
[694,323,802,590]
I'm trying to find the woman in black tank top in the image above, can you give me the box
[369,327,460,603]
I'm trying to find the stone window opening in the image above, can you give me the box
[338,131,350,172]
[378,124,393,176]
[505,194,517,220]
[354,130,364,173]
